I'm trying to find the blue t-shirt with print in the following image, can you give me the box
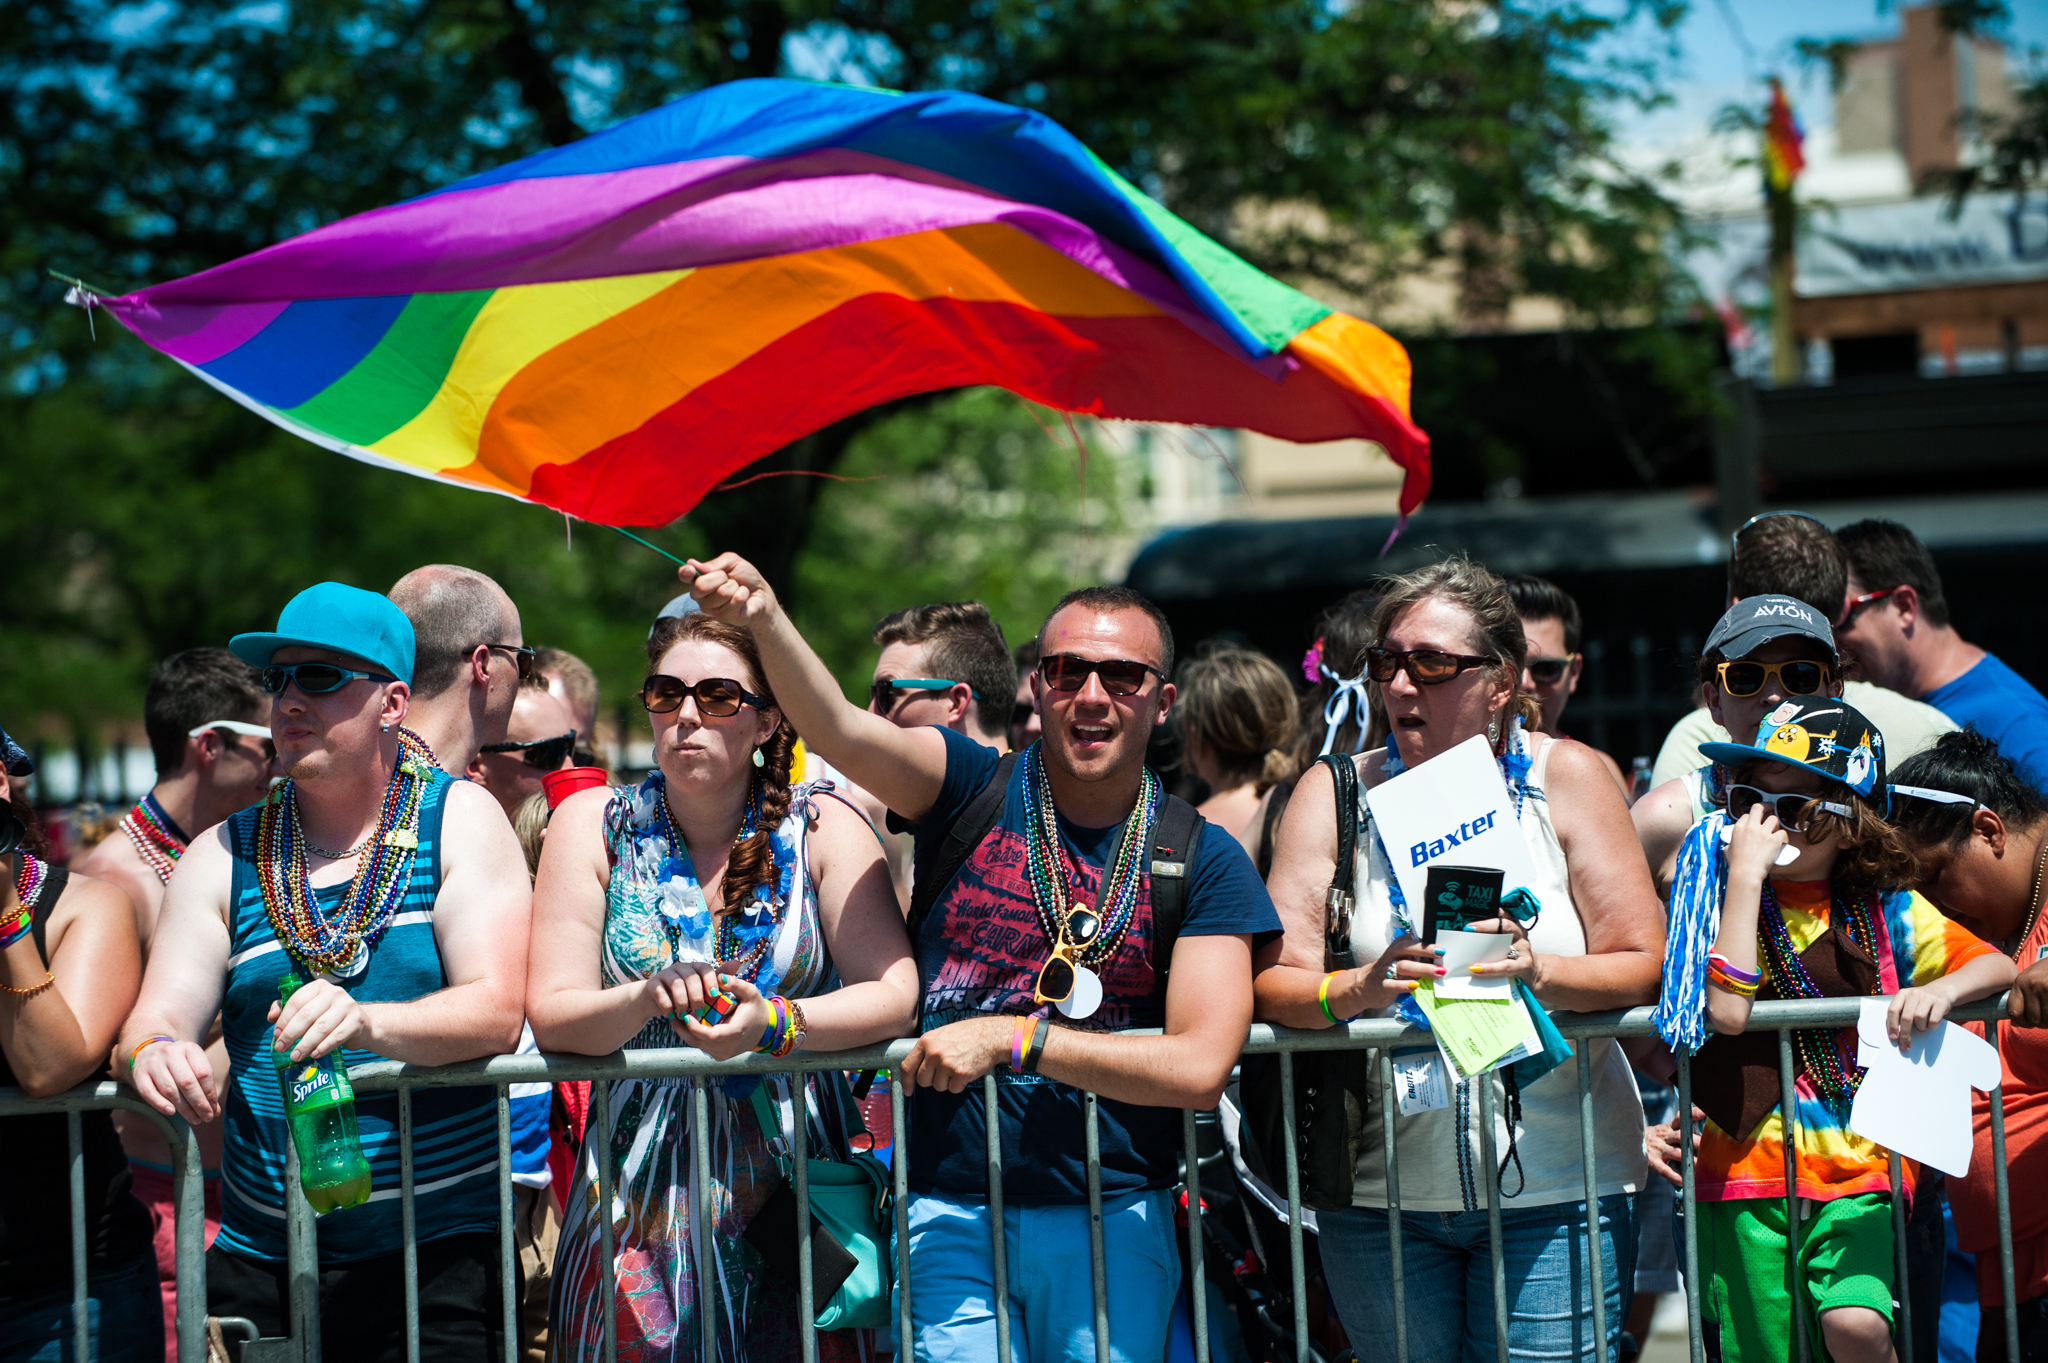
[1924,653,2048,794]
[899,727,1280,1204]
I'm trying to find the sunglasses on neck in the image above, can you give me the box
[480,731,578,770]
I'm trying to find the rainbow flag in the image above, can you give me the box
[1764,77,1805,194]
[91,79,1430,526]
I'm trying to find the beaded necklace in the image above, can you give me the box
[1021,742,1159,965]
[1758,879,1880,1112]
[651,775,780,976]
[12,851,48,911]
[120,794,187,885]
[255,728,434,977]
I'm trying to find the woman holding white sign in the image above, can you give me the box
[1253,556,1665,1363]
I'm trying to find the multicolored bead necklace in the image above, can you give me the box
[1022,742,1159,963]
[120,794,187,885]
[11,851,48,911]
[255,727,434,977]
[1759,879,1880,1112]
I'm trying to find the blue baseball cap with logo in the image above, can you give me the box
[230,583,417,687]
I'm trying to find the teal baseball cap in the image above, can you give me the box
[230,582,417,686]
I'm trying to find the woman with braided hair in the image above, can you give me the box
[529,613,918,1362]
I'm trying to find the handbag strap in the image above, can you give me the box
[1320,753,1360,970]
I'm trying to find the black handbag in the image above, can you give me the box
[1239,753,1378,1211]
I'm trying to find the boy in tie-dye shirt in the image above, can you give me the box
[1673,698,2013,1363]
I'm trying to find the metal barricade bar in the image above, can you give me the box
[6,995,2022,1363]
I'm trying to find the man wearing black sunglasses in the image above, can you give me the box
[475,685,579,819]
[1507,576,1630,798]
[680,551,1279,1363]
[389,565,530,777]
[116,582,534,1362]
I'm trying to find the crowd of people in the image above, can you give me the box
[4,511,2048,1363]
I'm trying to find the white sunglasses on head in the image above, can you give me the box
[189,720,272,740]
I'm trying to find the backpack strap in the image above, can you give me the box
[1319,753,1360,970]
[906,751,1021,945]
[1147,794,1206,991]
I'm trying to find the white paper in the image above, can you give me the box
[1847,998,2002,1178]
[1393,1048,1450,1115]
[1366,733,1541,916]
[1432,929,1514,1000]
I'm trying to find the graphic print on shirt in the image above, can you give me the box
[920,823,1157,1033]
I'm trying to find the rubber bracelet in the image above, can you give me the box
[128,1034,178,1075]
[1318,972,1343,1026]
[1011,1017,1030,1071]
[0,909,32,952]
[755,997,785,1054]
[1706,952,1761,986]
[1021,1018,1051,1075]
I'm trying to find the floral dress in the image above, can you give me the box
[549,774,869,1363]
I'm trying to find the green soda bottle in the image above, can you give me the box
[272,971,373,1214]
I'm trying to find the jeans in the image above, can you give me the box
[1322,1194,1638,1363]
[0,1249,164,1363]
[905,1189,1181,1363]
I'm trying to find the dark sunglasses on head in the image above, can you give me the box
[1037,654,1164,697]
[870,678,980,712]
[639,675,769,717]
[480,730,578,770]
[1717,658,1832,698]
[260,663,396,695]
[1033,905,1103,1005]
[1525,656,1574,686]
[483,643,536,681]
[1725,783,1853,832]
[1364,645,1493,686]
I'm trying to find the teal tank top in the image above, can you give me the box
[214,769,499,1262]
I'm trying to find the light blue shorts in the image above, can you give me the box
[904,1188,1181,1363]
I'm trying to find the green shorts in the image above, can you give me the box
[1700,1194,1896,1363]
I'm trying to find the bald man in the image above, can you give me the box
[475,687,578,820]
[388,565,528,775]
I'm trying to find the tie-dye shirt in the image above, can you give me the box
[1696,877,1998,1203]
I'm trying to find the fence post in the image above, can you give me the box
[983,1072,1012,1363]
[1181,1107,1210,1363]
[400,1087,420,1363]
[1477,1078,1510,1363]
[68,1109,87,1362]
[1989,1023,2021,1363]
[1277,1052,1310,1363]
[891,1072,912,1353]
[1777,1032,1806,1363]
[171,1112,206,1363]
[284,1138,323,1363]
[1578,1046,1609,1363]
[1678,1052,1704,1363]
[1381,1048,1408,1363]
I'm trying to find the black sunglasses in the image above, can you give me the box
[1038,654,1164,697]
[1725,784,1853,831]
[260,663,397,696]
[1525,656,1574,686]
[483,643,536,681]
[1365,646,1493,686]
[480,730,578,770]
[640,675,769,718]
[1717,658,1832,698]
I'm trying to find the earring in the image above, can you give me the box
[1487,717,1498,741]
[382,722,391,733]
[752,748,765,769]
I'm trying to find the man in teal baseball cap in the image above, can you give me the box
[118,582,532,1360]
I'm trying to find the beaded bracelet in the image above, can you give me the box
[773,998,808,1058]
[0,971,54,999]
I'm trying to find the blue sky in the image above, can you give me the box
[1612,0,2048,148]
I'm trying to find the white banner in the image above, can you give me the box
[1798,193,2048,296]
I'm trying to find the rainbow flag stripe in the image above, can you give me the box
[97,79,1429,525]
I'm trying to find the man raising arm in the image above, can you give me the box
[683,551,1278,1363]
[116,582,531,1363]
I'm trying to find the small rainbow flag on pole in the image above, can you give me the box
[88,79,1430,526]
[1763,77,1806,194]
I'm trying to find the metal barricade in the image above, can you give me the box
[11,995,2027,1363]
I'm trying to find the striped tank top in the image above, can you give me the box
[214,769,499,1262]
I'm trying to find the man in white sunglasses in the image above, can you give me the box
[76,646,276,1359]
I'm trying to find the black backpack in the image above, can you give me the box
[905,752,1207,988]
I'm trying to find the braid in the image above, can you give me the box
[721,721,798,917]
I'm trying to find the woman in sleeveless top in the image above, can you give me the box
[530,614,917,1363]
[0,730,161,1362]
[1252,559,1665,1363]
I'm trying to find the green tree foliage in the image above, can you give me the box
[2,0,1697,738]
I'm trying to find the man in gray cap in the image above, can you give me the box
[115,582,532,1362]
[1633,595,1851,896]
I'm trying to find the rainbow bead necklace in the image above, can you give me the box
[12,851,48,911]
[1759,879,1880,1112]
[256,728,434,977]
[1022,742,1158,964]
[120,794,187,885]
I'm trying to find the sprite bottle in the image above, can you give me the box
[272,971,373,1214]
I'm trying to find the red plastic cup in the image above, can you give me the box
[542,766,610,810]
